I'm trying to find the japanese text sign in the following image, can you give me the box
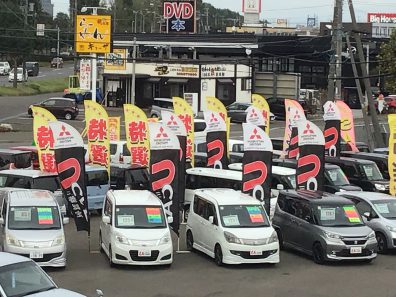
[76,15,112,54]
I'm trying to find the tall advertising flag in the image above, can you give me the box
[173,96,194,166]
[108,117,121,141]
[49,121,89,232]
[149,123,181,234]
[242,123,273,215]
[246,105,267,132]
[162,110,187,205]
[323,101,341,157]
[336,101,359,152]
[204,111,228,169]
[388,115,396,196]
[283,99,306,155]
[206,96,230,156]
[124,104,150,166]
[32,107,57,173]
[252,94,271,134]
[296,121,325,191]
[84,101,110,173]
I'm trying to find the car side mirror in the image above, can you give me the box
[363,212,371,220]
[102,215,111,224]
[167,216,173,224]
[62,217,69,225]
[277,184,284,190]
[0,218,4,225]
[209,216,214,224]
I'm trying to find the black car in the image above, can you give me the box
[341,151,389,180]
[110,163,150,190]
[326,156,389,193]
[273,158,362,193]
[28,98,79,120]
[0,149,32,170]
[340,141,370,153]
[267,97,287,120]
[226,102,252,123]
[25,62,39,76]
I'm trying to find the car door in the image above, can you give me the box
[101,197,113,249]
[294,202,316,252]
[191,196,207,249]
[200,201,219,253]
[275,194,296,245]
[41,99,58,117]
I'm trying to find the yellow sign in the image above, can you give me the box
[105,49,127,70]
[389,114,396,196]
[108,117,121,141]
[76,15,112,54]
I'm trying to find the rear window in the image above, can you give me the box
[110,144,117,155]
[87,170,109,186]
[154,100,173,109]
[126,169,149,189]
[32,177,60,192]
[13,153,32,168]
[194,122,206,133]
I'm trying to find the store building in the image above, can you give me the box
[368,13,396,38]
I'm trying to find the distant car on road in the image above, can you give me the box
[51,57,63,68]
[8,68,27,82]
[25,61,39,76]
[150,98,173,118]
[0,61,10,75]
[226,102,275,123]
[28,98,79,120]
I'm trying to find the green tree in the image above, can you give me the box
[379,30,396,93]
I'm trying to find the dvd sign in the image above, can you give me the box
[163,0,196,33]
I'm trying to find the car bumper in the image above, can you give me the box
[222,242,280,265]
[111,242,173,266]
[4,245,66,267]
[324,240,377,261]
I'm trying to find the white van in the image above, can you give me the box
[110,141,131,164]
[186,189,280,266]
[100,190,173,266]
[0,188,69,267]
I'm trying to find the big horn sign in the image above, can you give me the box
[242,124,273,216]
[283,100,306,156]
[323,101,341,157]
[149,123,181,234]
[204,111,228,169]
[49,121,89,233]
[163,0,196,33]
[297,120,325,191]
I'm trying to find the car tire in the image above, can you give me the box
[108,246,115,268]
[275,228,284,250]
[186,230,194,251]
[312,242,325,265]
[376,232,388,254]
[65,112,72,120]
[214,244,223,266]
[99,232,104,253]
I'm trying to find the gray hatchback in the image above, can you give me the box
[272,190,377,264]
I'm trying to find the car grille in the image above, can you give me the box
[335,249,373,257]
[20,241,53,248]
[342,240,367,245]
[241,238,269,246]
[18,252,63,262]
[129,250,159,261]
[230,249,277,259]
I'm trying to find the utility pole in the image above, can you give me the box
[205,7,209,34]
[335,0,343,99]
[346,34,375,151]
[347,0,384,148]
[131,37,137,105]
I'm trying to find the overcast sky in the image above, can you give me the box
[53,0,395,25]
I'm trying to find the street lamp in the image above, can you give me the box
[245,48,253,100]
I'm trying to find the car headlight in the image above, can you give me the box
[159,234,171,245]
[6,234,21,247]
[268,231,278,244]
[367,231,376,240]
[375,184,386,191]
[338,189,346,192]
[115,234,130,245]
[386,225,396,232]
[324,231,342,242]
[52,235,65,247]
[224,231,242,244]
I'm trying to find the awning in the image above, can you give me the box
[167,78,189,84]
[217,78,234,84]
[147,77,161,83]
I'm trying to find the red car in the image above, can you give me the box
[385,96,396,113]
[10,146,39,169]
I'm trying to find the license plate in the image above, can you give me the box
[249,250,263,256]
[29,251,43,259]
[138,250,151,257]
[350,247,362,254]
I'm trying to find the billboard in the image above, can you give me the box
[368,13,396,24]
[242,0,262,13]
[163,0,196,33]
[76,15,112,53]
[105,49,127,71]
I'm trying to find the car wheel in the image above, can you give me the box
[376,232,388,254]
[99,232,104,253]
[108,246,115,267]
[214,244,223,266]
[65,112,72,120]
[186,230,194,251]
[312,242,325,265]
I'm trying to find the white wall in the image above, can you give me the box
[236,78,251,103]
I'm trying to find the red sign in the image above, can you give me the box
[368,13,396,24]
[164,2,194,19]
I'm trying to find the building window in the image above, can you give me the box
[241,78,251,91]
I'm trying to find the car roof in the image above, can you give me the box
[195,189,261,206]
[280,189,353,204]
[153,98,172,102]
[85,165,107,172]
[187,167,242,181]
[0,252,32,266]
[326,156,375,165]
[338,191,394,202]
[228,163,296,175]
[9,190,57,207]
[0,149,30,155]
[0,169,58,178]
[110,163,147,170]
[344,152,387,160]
[46,97,75,102]
[273,159,340,170]
[110,190,161,206]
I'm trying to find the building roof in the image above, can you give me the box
[110,190,161,206]
[195,189,260,206]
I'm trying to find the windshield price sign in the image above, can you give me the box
[76,15,112,53]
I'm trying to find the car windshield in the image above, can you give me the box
[32,177,60,192]
[0,63,4,66]
[87,170,109,187]
[219,205,270,228]
[325,168,350,186]
[8,206,61,230]
[372,200,396,219]
[359,164,383,180]
[115,205,166,229]
[0,261,55,297]
[125,169,149,189]
[13,154,32,168]
[312,204,364,227]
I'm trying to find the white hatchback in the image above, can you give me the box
[100,190,173,266]
[186,189,280,266]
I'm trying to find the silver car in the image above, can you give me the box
[150,98,173,118]
[272,190,377,264]
[336,191,396,253]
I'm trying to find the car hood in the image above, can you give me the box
[317,225,372,237]
[338,185,362,191]
[8,229,62,242]
[29,288,86,297]
[382,217,396,226]
[223,226,275,239]
[116,228,170,241]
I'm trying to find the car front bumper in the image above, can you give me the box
[324,240,377,261]
[222,242,280,265]
[4,245,67,267]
